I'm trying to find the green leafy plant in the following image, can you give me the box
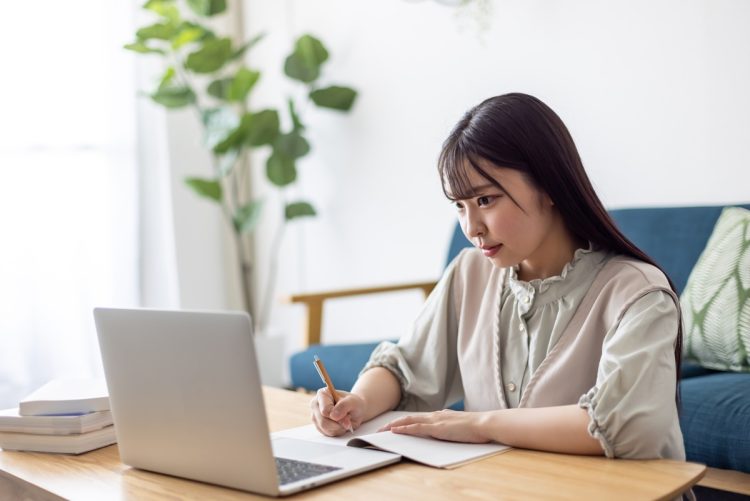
[126,0,357,331]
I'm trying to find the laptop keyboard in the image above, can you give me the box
[275,457,342,485]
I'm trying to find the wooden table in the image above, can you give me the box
[0,387,705,500]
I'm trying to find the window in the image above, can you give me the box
[0,1,138,407]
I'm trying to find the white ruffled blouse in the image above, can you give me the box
[363,245,686,460]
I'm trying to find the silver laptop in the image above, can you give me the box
[93,307,399,496]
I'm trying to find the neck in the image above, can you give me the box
[517,222,587,282]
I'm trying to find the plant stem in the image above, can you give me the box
[170,49,257,319]
[257,200,287,332]
[237,235,255,317]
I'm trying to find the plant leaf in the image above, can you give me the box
[245,109,280,147]
[202,107,239,150]
[185,37,232,73]
[213,112,251,154]
[136,22,178,41]
[231,33,265,61]
[228,67,260,102]
[184,177,222,202]
[285,201,316,221]
[151,85,196,108]
[207,78,232,100]
[143,0,174,6]
[310,85,357,111]
[158,66,176,89]
[287,98,305,131]
[234,200,264,234]
[124,42,166,55]
[283,34,329,83]
[172,22,208,49]
[186,0,227,16]
[143,0,180,24]
[266,152,297,186]
[274,132,310,159]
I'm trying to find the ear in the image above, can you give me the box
[539,191,554,208]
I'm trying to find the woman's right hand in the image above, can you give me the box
[310,388,366,436]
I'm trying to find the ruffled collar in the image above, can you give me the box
[506,243,605,311]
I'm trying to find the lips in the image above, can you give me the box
[480,244,502,257]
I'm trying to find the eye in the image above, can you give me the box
[477,196,495,207]
[453,201,464,211]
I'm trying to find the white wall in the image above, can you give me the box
[168,0,750,380]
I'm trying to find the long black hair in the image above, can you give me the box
[438,92,682,399]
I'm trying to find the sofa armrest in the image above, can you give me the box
[290,341,388,392]
[287,281,437,346]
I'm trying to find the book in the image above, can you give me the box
[19,378,109,416]
[0,425,117,454]
[0,408,113,435]
[273,411,511,469]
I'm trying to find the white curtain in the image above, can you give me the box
[0,1,140,408]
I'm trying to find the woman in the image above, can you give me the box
[311,93,685,460]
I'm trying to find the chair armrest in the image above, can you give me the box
[287,281,437,346]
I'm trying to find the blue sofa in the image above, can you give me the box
[290,204,750,473]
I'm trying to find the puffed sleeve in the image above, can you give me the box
[578,290,685,459]
[360,251,465,411]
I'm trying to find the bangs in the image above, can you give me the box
[438,138,501,201]
[438,139,480,201]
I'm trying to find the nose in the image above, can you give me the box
[462,208,485,239]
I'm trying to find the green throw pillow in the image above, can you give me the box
[681,207,750,372]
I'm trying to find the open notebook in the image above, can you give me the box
[273,411,511,469]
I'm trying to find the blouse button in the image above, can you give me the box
[523,296,531,304]
[518,322,524,331]
[506,382,517,392]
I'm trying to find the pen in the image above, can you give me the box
[313,355,354,433]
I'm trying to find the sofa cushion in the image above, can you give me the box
[680,207,750,372]
[679,372,750,473]
[680,361,720,379]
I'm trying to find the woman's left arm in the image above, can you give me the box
[382,405,603,455]
[384,290,681,458]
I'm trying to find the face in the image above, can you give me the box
[449,161,559,271]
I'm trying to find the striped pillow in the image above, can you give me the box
[681,207,750,372]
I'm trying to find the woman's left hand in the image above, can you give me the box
[379,409,491,443]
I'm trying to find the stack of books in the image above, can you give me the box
[0,378,116,454]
